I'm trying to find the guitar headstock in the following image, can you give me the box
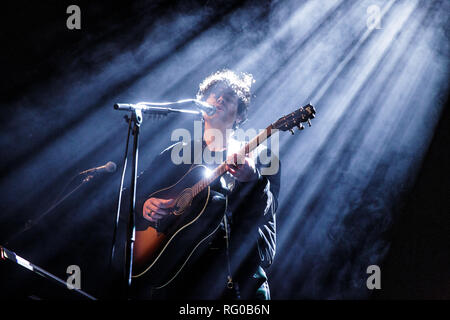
[272,103,316,134]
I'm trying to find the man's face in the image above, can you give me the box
[203,82,240,129]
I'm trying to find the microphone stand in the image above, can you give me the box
[125,108,141,297]
[5,174,96,246]
[111,102,203,299]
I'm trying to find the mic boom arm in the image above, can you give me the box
[114,99,216,116]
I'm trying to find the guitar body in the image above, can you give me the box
[132,165,226,289]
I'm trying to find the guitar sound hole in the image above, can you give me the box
[172,189,193,216]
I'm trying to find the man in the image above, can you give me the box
[132,69,280,300]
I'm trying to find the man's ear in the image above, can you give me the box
[233,118,241,130]
[236,112,245,126]
[236,108,249,128]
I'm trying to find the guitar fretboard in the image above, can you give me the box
[191,125,274,197]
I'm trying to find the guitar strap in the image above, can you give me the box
[223,194,241,299]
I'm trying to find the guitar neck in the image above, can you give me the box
[192,125,274,197]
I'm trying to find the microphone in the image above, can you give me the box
[193,100,216,116]
[80,161,117,175]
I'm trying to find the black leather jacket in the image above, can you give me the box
[134,139,280,299]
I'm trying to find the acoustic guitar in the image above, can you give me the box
[132,104,316,289]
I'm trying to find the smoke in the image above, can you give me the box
[0,0,448,299]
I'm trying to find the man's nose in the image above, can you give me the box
[217,95,224,104]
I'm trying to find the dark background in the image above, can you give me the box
[0,0,448,300]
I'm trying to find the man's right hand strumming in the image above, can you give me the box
[143,197,174,222]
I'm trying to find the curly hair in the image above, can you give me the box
[196,69,254,128]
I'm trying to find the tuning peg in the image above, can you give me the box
[297,124,304,130]
[289,129,295,135]
[307,119,312,127]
